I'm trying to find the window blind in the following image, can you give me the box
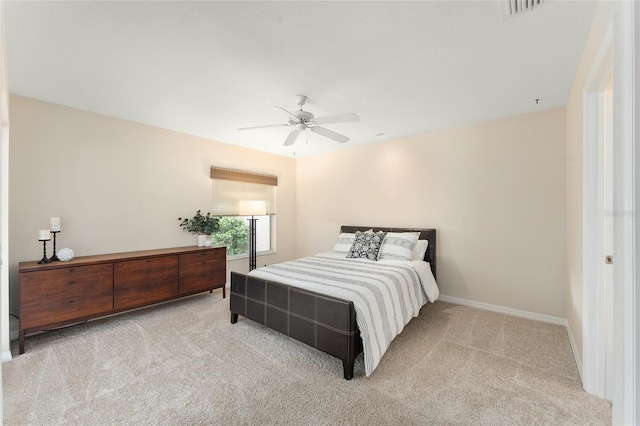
[211,167,277,216]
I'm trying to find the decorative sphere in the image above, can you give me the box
[57,248,75,262]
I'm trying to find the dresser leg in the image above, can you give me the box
[19,330,25,354]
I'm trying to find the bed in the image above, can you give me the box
[230,226,437,379]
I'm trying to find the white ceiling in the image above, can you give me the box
[6,1,597,158]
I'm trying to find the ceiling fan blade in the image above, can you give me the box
[313,113,360,125]
[238,123,289,131]
[272,106,300,121]
[283,129,301,146]
[310,126,349,143]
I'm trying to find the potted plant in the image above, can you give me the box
[178,210,220,246]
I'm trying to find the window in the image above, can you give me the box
[210,167,277,257]
[211,215,271,256]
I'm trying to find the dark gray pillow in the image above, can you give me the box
[346,230,387,261]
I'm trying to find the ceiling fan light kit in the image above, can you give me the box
[239,95,359,147]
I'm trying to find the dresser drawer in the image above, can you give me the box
[179,249,226,294]
[178,249,224,268]
[20,265,113,330]
[21,264,113,287]
[114,256,178,310]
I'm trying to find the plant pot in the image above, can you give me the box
[197,234,206,247]
[204,235,213,247]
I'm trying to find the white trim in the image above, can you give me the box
[634,1,640,421]
[1,350,10,362]
[437,294,566,325]
[582,23,614,401]
[611,2,637,424]
[566,322,583,381]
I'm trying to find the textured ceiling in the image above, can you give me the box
[6,1,597,158]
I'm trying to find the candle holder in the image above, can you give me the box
[49,231,60,262]
[38,238,52,264]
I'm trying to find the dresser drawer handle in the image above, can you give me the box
[68,281,76,285]
[67,300,76,304]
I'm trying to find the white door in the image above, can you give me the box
[582,40,613,401]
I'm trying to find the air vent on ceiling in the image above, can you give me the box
[501,0,544,18]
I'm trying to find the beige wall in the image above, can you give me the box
[297,108,567,317]
[7,95,572,322]
[8,95,297,315]
[565,1,617,367]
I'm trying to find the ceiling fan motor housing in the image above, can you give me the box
[295,110,314,124]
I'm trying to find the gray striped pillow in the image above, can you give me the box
[378,232,420,261]
[333,233,357,253]
[333,229,373,253]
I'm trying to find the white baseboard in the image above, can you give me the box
[437,294,567,325]
[2,350,12,362]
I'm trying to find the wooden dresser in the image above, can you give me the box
[18,246,226,354]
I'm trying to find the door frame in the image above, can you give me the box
[582,2,637,423]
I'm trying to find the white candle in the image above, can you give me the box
[50,217,60,232]
[38,230,51,241]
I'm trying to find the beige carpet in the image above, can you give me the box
[3,291,611,425]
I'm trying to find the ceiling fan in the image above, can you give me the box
[238,95,359,146]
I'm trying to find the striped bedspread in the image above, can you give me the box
[248,252,439,377]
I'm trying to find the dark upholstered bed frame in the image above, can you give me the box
[230,226,436,379]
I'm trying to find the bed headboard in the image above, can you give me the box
[340,226,437,279]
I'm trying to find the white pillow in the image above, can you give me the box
[379,232,420,261]
[333,233,356,253]
[410,239,429,261]
[333,229,373,253]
